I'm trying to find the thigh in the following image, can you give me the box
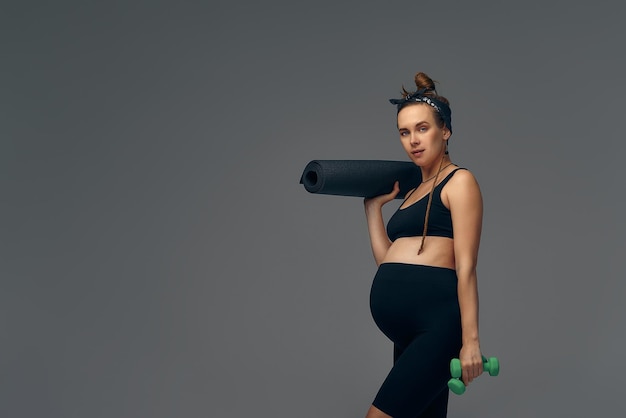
[417,387,449,418]
[373,330,460,418]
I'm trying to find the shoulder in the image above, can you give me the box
[446,167,478,190]
[442,168,482,206]
[449,168,479,188]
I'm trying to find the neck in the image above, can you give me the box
[420,154,451,182]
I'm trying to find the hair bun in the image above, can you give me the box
[399,71,450,106]
[414,72,437,92]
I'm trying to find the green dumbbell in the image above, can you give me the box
[447,355,500,395]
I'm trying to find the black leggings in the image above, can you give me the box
[369,263,462,418]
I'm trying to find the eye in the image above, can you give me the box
[399,131,409,136]
[418,126,428,132]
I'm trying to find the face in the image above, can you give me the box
[397,104,450,166]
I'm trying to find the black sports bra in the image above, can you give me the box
[386,168,466,241]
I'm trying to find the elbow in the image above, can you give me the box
[455,260,477,282]
[373,242,392,266]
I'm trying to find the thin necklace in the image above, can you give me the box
[421,162,454,184]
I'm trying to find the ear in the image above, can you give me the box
[443,127,451,140]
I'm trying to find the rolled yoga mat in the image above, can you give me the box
[299,160,422,199]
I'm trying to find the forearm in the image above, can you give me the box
[456,267,480,345]
[364,203,392,266]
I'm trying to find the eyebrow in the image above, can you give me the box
[398,121,429,131]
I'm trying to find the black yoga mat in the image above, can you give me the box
[299,160,422,199]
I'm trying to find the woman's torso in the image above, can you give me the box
[382,166,463,270]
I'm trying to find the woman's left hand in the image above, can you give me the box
[459,343,483,386]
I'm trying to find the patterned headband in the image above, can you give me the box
[389,88,453,133]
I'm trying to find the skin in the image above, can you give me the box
[363,103,484,418]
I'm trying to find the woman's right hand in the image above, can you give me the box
[364,180,401,211]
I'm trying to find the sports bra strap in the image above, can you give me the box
[401,167,466,204]
[438,167,467,187]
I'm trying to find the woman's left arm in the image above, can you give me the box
[447,170,484,387]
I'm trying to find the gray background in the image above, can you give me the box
[3,1,625,417]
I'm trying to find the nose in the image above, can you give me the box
[410,132,419,145]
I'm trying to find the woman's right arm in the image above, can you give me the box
[363,181,400,266]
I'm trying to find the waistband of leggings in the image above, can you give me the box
[379,262,455,273]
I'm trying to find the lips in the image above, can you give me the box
[412,149,424,156]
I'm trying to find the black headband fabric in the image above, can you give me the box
[389,88,453,133]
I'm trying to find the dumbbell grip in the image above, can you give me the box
[448,355,500,395]
[450,356,499,378]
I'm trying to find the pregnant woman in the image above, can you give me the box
[364,72,484,418]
